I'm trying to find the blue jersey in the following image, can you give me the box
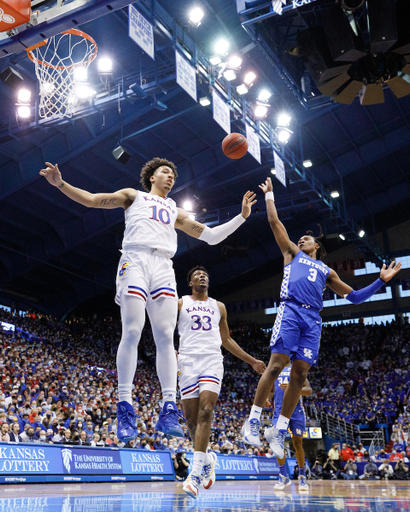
[274,367,304,420]
[280,251,330,310]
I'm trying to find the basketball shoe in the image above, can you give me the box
[155,401,185,437]
[298,475,309,492]
[274,474,291,490]
[264,426,285,458]
[183,474,202,498]
[241,418,261,446]
[117,401,138,442]
[202,452,217,490]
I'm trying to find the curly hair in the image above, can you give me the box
[140,158,178,192]
[305,224,327,261]
[187,265,209,284]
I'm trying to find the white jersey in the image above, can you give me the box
[178,296,222,357]
[122,191,178,257]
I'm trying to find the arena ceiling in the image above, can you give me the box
[0,0,409,318]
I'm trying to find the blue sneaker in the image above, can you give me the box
[117,401,138,442]
[155,401,185,437]
[265,426,286,458]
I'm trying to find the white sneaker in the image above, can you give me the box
[202,452,217,490]
[274,474,291,490]
[264,426,285,458]
[298,475,309,492]
[241,418,261,447]
[183,474,201,498]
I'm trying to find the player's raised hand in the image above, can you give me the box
[380,261,402,282]
[39,162,63,187]
[252,359,266,375]
[259,177,273,194]
[241,191,257,219]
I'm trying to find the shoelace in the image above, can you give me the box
[249,419,260,436]
[164,408,186,421]
[120,409,136,429]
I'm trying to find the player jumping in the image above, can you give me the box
[40,159,256,441]
[242,177,401,457]
[179,266,266,498]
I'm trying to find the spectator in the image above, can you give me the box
[394,460,409,480]
[389,450,403,463]
[379,461,394,480]
[341,459,358,480]
[124,439,136,449]
[90,433,104,447]
[173,451,190,481]
[311,460,323,480]
[359,460,379,480]
[21,426,36,443]
[0,423,10,443]
[9,422,22,443]
[323,458,340,480]
[341,443,354,462]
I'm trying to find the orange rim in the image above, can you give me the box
[26,28,98,71]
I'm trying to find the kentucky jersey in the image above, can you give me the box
[274,366,305,420]
[280,251,330,310]
[122,192,178,257]
[178,296,222,357]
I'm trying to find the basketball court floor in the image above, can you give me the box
[2,480,409,511]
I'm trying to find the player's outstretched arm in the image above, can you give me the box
[326,261,402,304]
[175,191,256,243]
[217,302,266,374]
[40,162,137,209]
[259,178,298,262]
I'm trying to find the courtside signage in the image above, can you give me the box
[120,450,173,475]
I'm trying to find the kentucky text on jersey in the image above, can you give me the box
[186,306,215,315]
[143,195,176,214]
[299,258,328,275]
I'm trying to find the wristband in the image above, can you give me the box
[265,191,274,201]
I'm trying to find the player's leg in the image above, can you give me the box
[182,398,199,443]
[292,434,309,491]
[280,359,311,419]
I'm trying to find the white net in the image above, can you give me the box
[27,29,97,119]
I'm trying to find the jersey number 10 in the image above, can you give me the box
[149,205,171,224]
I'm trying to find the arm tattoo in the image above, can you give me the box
[100,198,117,206]
[191,224,204,234]
[59,182,65,189]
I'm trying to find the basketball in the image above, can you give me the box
[222,133,248,159]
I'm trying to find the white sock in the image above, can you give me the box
[118,384,133,405]
[191,451,206,477]
[249,405,262,422]
[276,414,290,431]
[161,392,176,405]
[204,451,212,465]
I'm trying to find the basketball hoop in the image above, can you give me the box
[26,29,98,119]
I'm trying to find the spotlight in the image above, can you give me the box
[223,69,236,81]
[41,82,55,95]
[183,200,193,211]
[214,39,230,56]
[277,113,291,127]
[277,127,292,143]
[270,168,276,175]
[75,84,95,99]
[227,55,242,69]
[257,90,272,102]
[17,88,31,103]
[236,84,249,95]
[243,71,256,86]
[74,67,88,82]
[17,105,30,118]
[254,105,268,118]
[209,56,222,65]
[188,6,204,27]
[97,57,113,73]
[199,96,211,106]
[303,160,313,168]
[359,230,365,238]
[331,191,340,198]
[339,234,346,240]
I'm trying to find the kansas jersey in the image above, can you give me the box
[280,251,330,310]
[178,296,222,357]
[122,192,178,257]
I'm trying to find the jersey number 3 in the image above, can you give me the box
[191,315,212,331]
[307,268,317,282]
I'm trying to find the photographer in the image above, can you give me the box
[323,458,340,480]
[311,460,323,480]
[359,460,379,480]
[394,460,409,480]
[173,451,190,481]
[378,461,394,480]
[341,459,358,480]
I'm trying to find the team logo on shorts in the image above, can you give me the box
[303,348,313,359]
[118,262,130,277]
[296,428,302,436]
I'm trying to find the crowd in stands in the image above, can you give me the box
[1,307,410,470]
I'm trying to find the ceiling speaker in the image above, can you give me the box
[112,145,131,164]
[368,0,398,54]
[0,66,24,89]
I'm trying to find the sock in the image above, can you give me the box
[204,452,212,465]
[249,405,262,422]
[276,414,290,431]
[191,451,206,477]
[299,466,306,478]
[161,392,176,406]
[118,384,133,405]
[279,464,288,478]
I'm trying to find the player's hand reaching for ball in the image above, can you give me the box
[241,191,257,219]
[380,261,402,283]
[259,177,273,194]
[39,162,63,187]
[252,359,266,375]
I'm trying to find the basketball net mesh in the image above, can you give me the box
[28,31,97,119]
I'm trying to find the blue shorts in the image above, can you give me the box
[273,408,306,437]
[270,301,321,366]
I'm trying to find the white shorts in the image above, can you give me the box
[115,249,177,306]
[178,353,224,400]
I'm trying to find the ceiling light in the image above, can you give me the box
[188,6,204,27]
[17,88,31,103]
[257,90,272,102]
[331,191,340,198]
[227,55,242,69]
[41,82,56,95]
[303,160,312,168]
[209,55,222,66]
[359,230,365,238]
[243,71,256,86]
[270,168,276,175]
[236,84,249,95]
[97,57,113,73]
[199,96,211,106]
[214,39,230,56]
[223,69,236,81]
[17,105,30,118]
[339,234,346,240]
[75,84,95,99]
[183,200,193,211]
[277,127,292,143]
[189,214,196,221]
[74,67,88,82]
[277,113,291,126]
[254,105,268,118]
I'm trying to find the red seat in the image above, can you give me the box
[0,0,31,32]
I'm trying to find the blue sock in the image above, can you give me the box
[299,466,305,477]
[279,464,288,478]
